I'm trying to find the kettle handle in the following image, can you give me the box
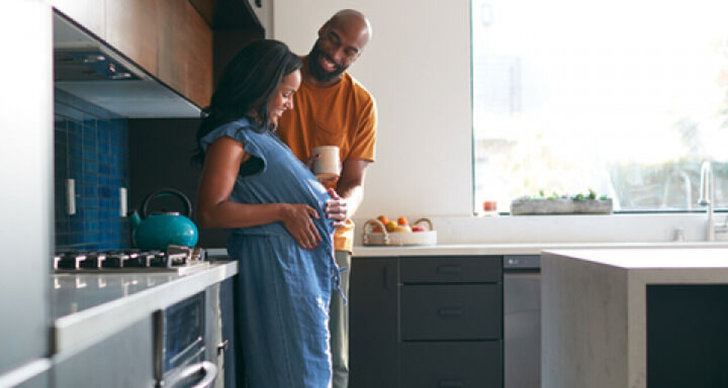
[141,188,193,218]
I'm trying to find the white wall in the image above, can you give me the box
[272,0,724,245]
[273,0,474,220]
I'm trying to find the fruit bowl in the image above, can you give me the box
[362,217,437,246]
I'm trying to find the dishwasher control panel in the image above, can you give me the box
[503,255,540,270]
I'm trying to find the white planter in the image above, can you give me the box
[510,198,613,215]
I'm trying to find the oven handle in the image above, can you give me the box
[166,360,218,388]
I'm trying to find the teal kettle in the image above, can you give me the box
[129,188,199,250]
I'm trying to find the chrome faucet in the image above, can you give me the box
[698,161,728,241]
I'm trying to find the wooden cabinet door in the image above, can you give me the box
[350,257,399,388]
[105,0,158,76]
[156,0,213,109]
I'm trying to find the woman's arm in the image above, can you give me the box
[196,136,322,249]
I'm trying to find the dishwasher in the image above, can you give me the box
[503,255,541,388]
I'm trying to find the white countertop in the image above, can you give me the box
[50,261,237,356]
[543,247,728,268]
[353,241,728,257]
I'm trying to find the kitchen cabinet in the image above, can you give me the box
[350,258,399,387]
[52,0,213,108]
[105,0,159,77]
[350,256,503,388]
[155,0,213,109]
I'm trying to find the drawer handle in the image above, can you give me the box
[436,265,462,274]
[438,380,464,387]
[217,339,229,356]
[438,307,463,317]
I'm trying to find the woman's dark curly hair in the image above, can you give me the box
[193,39,302,164]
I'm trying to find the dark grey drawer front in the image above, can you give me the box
[401,284,502,340]
[400,256,502,283]
[401,341,502,388]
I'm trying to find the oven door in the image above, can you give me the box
[154,291,218,388]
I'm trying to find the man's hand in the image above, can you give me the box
[326,188,349,228]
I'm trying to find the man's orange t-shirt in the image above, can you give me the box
[277,70,377,252]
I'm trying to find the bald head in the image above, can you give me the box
[326,9,372,48]
[307,9,372,85]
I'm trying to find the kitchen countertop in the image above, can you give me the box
[541,248,728,388]
[50,260,237,356]
[352,241,728,257]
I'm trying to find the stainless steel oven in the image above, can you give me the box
[503,255,541,388]
[154,291,218,388]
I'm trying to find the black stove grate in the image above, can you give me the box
[53,247,204,272]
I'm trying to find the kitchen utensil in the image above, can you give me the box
[129,188,198,250]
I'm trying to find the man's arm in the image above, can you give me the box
[337,159,370,214]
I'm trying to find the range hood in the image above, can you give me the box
[53,13,201,118]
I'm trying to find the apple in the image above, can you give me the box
[411,225,426,232]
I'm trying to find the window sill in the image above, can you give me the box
[354,213,728,246]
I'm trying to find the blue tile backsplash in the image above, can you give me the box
[54,89,129,250]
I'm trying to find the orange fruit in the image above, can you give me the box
[397,216,408,226]
[372,226,383,233]
[385,220,397,232]
[377,215,389,225]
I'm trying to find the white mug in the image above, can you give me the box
[311,145,340,180]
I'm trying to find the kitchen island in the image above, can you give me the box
[541,248,728,388]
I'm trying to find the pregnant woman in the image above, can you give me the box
[194,39,339,387]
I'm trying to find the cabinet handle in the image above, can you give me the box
[438,307,463,317]
[436,264,462,274]
[217,339,229,356]
[438,380,464,387]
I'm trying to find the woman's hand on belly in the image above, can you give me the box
[279,203,322,250]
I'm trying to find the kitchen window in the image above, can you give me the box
[472,0,728,213]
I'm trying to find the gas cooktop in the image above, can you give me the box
[53,246,208,275]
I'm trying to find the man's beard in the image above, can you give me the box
[308,40,347,83]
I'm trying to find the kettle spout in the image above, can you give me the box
[128,210,142,229]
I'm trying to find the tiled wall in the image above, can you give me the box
[54,89,129,250]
